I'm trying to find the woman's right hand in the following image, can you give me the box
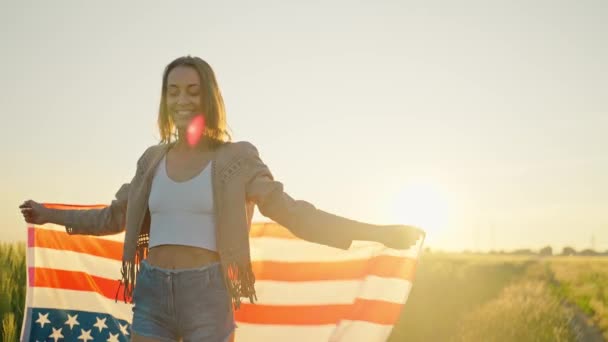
[375,224,426,250]
[19,199,49,225]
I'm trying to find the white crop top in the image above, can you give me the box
[147,154,217,251]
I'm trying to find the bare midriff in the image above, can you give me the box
[146,245,220,270]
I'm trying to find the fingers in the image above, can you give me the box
[406,225,425,238]
[18,199,35,224]
[19,199,34,209]
[21,209,33,219]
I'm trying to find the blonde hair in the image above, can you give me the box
[157,56,232,148]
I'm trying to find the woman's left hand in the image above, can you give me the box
[375,225,425,250]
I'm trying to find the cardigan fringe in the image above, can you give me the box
[221,258,258,309]
[115,233,148,304]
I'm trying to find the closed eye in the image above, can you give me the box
[167,85,200,96]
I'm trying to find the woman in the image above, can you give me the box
[19,55,424,342]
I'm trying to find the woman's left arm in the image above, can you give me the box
[242,142,423,250]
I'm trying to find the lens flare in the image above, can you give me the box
[392,180,451,238]
[186,114,206,146]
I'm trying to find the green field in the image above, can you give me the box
[548,257,608,339]
[2,243,607,341]
[388,252,608,341]
[0,242,25,342]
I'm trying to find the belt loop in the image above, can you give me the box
[206,269,211,286]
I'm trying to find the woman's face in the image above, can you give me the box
[166,65,203,131]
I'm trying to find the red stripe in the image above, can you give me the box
[250,222,299,239]
[28,267,35,287]
[30,267,126,302]
[28,226,35,248]
[234,299,402,325]
[29,227,123,261]
[43,203,106,210]
[251,257,417,281]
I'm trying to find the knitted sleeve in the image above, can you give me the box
[63,146,150,236]
[243,141,373,250]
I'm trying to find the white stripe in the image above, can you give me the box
[234,323,336,342]
[254,277,412,305]
[31,247,122,280]
[357,277,412,303]
[234,321,394,342]
[250,238,421,262]
[330,320,394,341]
[38,224,126,242]
[28,287,133,322]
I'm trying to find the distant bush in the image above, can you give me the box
[562,246,577,256]
[578,249,600,256]
[509,248,535,255]
[540,246,553,256]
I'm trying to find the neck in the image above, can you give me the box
[172,132,213,153]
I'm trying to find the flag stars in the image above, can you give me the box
[65,313,80,329]
[48,327,64,342]
[35,312,50,328]
[77,328,94,342]
[93,316,108,332]
[107,332,120,342]
[118,322,129,336]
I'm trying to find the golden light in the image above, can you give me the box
[391,180,451,236]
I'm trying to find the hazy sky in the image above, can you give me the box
[1,0,606,252]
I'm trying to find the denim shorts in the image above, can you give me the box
[130,259,237,342]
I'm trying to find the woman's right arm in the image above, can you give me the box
[59,182,130,236]
[21,147,150,236]
[20,182,130,236]
[55,146,153,235]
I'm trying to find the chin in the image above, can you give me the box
[172,119,189,128]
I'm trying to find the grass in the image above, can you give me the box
[389,253,536,341]
[0,242,26,342]
[2,243,606,342]
[389,253,608,341]
[547,256,608,340]
[453,279,577,341]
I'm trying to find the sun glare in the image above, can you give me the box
[392,180,451,236]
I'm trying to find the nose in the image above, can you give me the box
[177,92,191,105]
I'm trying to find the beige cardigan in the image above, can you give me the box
[62,140,377,309]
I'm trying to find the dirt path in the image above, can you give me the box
[541,260,605,341]
[565,301,605,342]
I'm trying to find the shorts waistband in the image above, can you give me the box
[140,259,221,276]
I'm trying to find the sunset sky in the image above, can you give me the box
[1,1,606,252]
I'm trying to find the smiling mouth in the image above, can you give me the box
[174,110,195,117]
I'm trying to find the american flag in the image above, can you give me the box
[21,204,424,341]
